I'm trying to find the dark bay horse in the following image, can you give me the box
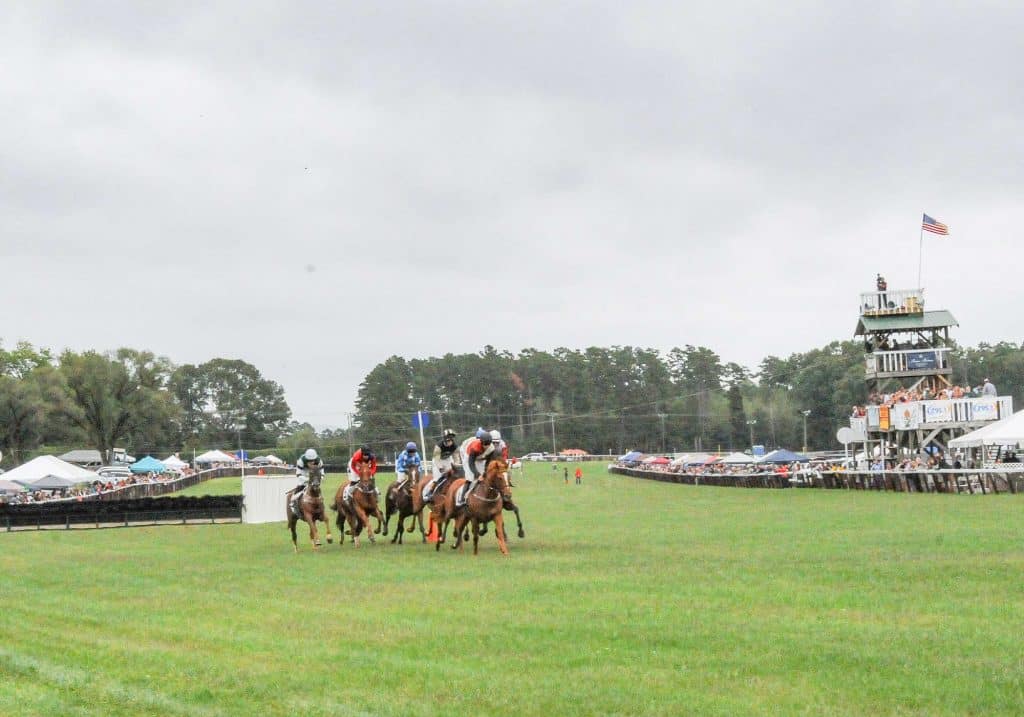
[332,460,385,547]
[286,465,332,552]
[441,458,512,555]
[385,464,424,544]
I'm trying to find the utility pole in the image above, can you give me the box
[746,419,757,450]
[658,413,667,453]
[547,413,557,455]
[801,410,812,453]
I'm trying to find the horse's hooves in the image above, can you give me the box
[327,537,334,544]
[518,529,525,538]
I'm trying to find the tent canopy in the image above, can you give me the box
[130,456,167,474]
[720,452,756,464]
[161,455,188,469]
[0,479,27,493]
[949,409,1024,448]
[18,474,82,490]
[619,451,643,462]
[194,450,239,464]
[643,456,671,465]
[757,449,810,464]
[2,456,99,486]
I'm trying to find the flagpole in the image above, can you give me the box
[917,218,924,289]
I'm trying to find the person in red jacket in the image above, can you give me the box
[459,431,496,504]
[346,445,379,496]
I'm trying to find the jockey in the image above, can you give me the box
[346,444,379,497]
[459,430,496,504]
[395,442,421,486]
[290,448,322,509]
[489,429,509,460]
[423,429,461,501]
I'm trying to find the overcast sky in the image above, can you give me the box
[3,2,1022,428]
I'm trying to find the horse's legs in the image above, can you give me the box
[383,496,394,537]
[493,513,509,556]
[288,515,299,552]
[510,505,525,539]
[306,515,320,550]
[322,513,333,544]
[452,514,469,552]
[355,506,373,545]
[336,512,346,545]
[471,518,480,555]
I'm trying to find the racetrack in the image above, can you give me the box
[2,462,1022,716]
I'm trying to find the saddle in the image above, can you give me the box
[423,475,448,501]
[455,482,474,507]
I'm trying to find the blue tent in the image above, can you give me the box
[129,455,167,474]
[757,449,809,464]
[619,451,643,463]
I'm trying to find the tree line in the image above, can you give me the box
[352,342,1024,456]
[0,341,291,466]
[4,338,1022,467]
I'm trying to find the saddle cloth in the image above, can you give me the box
[343,483,356,503]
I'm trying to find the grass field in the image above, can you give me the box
[3,461,1023,716]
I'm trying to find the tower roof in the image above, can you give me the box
[854,310,958,336]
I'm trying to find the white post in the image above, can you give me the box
[417,410,428,466]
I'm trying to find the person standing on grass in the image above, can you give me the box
[564,466,568,484]
[575,466,582,484]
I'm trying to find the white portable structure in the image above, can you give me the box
[241,475,302,524]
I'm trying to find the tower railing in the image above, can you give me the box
[865,347,951,377]
[859,288,924,316]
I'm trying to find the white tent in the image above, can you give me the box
[161,454,189,470]
[194,449,239,464]
[264,455,285,465]
[720,452,756,465]
[3,455,99,485]
[949,410,1024,448]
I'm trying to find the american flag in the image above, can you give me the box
[922,214,949,235]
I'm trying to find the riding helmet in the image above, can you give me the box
[406,442,417,452]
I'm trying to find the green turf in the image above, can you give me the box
[2,462,1023,716]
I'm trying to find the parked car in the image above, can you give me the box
[519,452,547,461]
[95,466,132,479]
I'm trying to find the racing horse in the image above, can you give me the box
[412,465,461,543]
[332,459,385,547]
[384,464,424,544]
[440,458,512,555]
[286,465,332,552]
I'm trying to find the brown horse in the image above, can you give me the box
[413,466,461,543]
[384,464,424,544]
[332,460,385,547]
[286,465,332,552]
[439,458,512,555]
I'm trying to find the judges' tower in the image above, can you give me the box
[849,283,1011,457]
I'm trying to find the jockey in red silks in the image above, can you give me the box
[346,445,379,496]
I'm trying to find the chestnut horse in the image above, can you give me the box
[286,465,332,552]
[438,458,512,555]
[332,460,385,547]
[384,464,424,544]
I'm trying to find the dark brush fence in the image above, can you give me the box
[608,466,1024,494]
[1,495,245,531]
